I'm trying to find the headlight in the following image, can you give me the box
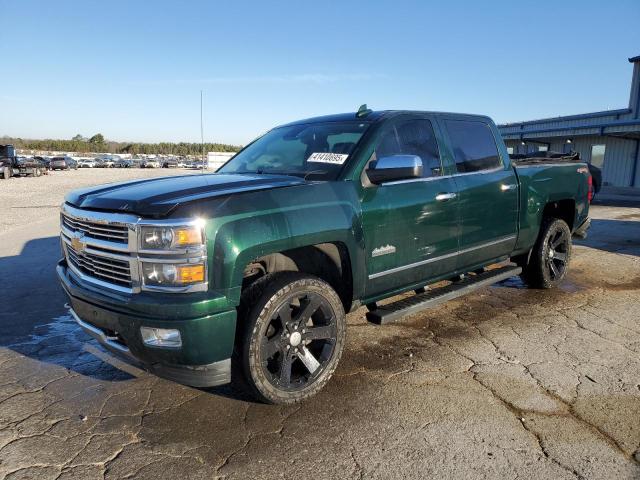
[140,224,203,251]
[142,262,205,287]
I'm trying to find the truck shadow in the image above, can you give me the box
[0,235,135,381]
[574,218,640,257]
[592,197,640,208]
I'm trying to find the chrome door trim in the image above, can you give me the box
[382,174,453,186]
[380,166,506,187]
[450,166,504,178]
[368,234,516,280]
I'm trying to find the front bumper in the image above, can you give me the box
[58,260,236,387]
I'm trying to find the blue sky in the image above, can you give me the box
[1,0,639,145]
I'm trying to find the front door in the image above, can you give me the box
[440,118,519,270]
[360,116,459,298]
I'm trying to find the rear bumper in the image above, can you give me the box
[57,260,236,387]
[573,217,591,239]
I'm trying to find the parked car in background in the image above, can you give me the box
[15,157,48,177]
[1,144,17,178]
[78,159,97,168]
[587,164,602,198]
[115,159,132,168]
[50,156,77,170]
[34,156,51,170]
[2,146,47,178]
[162,159,178,168]
[96,160,115,168]
[141,160,160,168]
[176,159,187,168]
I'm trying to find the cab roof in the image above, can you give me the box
[279,110,493,127]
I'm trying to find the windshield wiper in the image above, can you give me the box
[303,169,327,180]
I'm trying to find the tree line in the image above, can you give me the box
[1,133,241,156]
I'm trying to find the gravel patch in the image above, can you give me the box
[0,168,203,234]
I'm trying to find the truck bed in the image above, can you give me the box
[512,160,590,252]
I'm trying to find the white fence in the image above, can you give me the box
[207,152,235,171]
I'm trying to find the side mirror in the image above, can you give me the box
[366,155,423,184]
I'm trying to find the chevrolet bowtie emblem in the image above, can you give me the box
[71,232,87,254]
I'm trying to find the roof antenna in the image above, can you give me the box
[356,104,372,118]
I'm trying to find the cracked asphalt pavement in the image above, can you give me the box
[0,172,639,479]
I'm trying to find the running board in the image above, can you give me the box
[365,265,522,325]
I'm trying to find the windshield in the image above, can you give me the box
[219,121,370,180]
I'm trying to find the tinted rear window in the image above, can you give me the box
[444,120,502,173]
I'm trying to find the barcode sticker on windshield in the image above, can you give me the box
[307,152,349,164]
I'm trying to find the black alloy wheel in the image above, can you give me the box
[239,273,346,404]
[520,217,572,289]
[261,292,337,389]
[545,226,570,281]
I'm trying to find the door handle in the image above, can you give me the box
[500,184,517,191]
[435,192,457,201]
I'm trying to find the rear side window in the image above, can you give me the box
[375,119,442,177]
[444,119,502,173]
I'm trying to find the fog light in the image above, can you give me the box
[140,327,182,348]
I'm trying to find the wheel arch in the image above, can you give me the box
[210,220,363,310]
[541,198,576,230]
[513,199,575,267]
[239,242,354,312]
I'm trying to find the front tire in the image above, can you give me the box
[520,217,572,289]
[237,272,346,404]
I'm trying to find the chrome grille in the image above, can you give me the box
[61,213,129,244]
[60,203,208,294]
[66,248,132,286]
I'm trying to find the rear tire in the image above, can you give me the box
[236,272,346,404]
[520,217,572,289]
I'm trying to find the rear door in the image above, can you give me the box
[440,118,518,270]
[361,115,459,297]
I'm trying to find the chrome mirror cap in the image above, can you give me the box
[366,155,423,184]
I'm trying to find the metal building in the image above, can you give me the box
[499,55,640,188]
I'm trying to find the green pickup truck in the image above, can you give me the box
[57,108,592,404]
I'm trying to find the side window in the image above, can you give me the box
[374,119,442,177]
[444,119,502,173]
[375,128,400,159]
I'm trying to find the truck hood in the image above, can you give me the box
[65,173,308,217]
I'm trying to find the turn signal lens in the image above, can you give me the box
[179,264,205,283]
[142,262,206,287]
[175,228,202,246]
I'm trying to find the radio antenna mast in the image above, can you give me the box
[200,90,205,172]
